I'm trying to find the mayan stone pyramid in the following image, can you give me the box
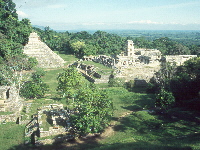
[23,32,65,68]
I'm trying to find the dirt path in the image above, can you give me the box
[64,110,134,148]
[99,111,133,139]
[38,110,135,150]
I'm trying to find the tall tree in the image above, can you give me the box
[69,84,113,136]
[57,67,85,98]
[57,67,113,136]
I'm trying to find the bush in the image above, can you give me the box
[108,76,125,87]
[125,80,134,91]
[20,69,49,99]
[20,81,49,99]
[155,89,175,110]
[24,57,38,70]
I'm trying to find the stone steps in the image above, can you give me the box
[95,75,110,84]
[23,32,65,68]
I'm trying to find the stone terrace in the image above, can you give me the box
[23,32,65,68]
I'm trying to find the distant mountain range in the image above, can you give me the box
[32,25,46,30]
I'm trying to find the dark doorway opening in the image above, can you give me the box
[6,89,10,99]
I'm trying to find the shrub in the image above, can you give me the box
[125,80,135,91]
[108,76,125,87]
[155,89,175,110]
[24,57,38,70]
[20,69,49,99]
[20,81,49,99]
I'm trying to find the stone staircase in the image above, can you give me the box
[23,32,65,68]
[95,75,110,84]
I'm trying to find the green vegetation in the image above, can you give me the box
[0,123,24,150]
[96,110,200,150]
[82,61,113,75]
[33,27,200,58]
[108,74,125,88]
[20,69,49,99]
[57,67,113,136]
[42,68,64,96]
[0,0,32,61]
[149,57,200,110]
[105,87,155,117]
[0,111,13,115]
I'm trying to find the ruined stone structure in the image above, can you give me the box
[83,55,115,68]
[116,40,162,68]
[23,32,65,68]
[165,55,197,66]
[83,40,197,82]
[0,86,23,123]
[70,61,102,83]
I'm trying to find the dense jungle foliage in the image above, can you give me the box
[0,0,36,86]
[147,57,200,111]
[33,27,200,58]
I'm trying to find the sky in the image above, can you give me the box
[13,0,200,31]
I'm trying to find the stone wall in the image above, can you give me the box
[70,61,102,83]
[40,127,66,137]
[84,55,115,68]
[0,86,23,123]
[165,55,197,66]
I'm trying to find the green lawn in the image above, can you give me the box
[91,87,200,150]
[105,87,155,117]
[0,123,24,150]
[54,52,78,65]
[43,68,64,96]
[0,111,13,115]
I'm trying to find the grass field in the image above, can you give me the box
[0,123,24,150]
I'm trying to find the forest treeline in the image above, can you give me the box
[0,0,37,86]
[0,0,35,70]
[34,27,200,58]
[146,58,200,111]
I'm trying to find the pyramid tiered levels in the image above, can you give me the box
[23,32,65,68]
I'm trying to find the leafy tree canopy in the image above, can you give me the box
[57,67,113,136]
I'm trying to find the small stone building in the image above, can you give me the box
[0,86,23,123]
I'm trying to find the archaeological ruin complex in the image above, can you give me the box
[84,40,197,82]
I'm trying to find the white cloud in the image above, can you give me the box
[17,10,29,18]
[128,20,164,25]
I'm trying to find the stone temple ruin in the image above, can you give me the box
[0,86,23,122]
[83,40,197,82]
[23,32,65,68]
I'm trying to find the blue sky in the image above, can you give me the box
[13,0,200,30]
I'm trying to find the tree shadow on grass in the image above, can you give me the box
[113,109,200,149]
[8,138,193,150]
[51,97,62,101]
[8,133,102,150]
[120,94,156,112]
